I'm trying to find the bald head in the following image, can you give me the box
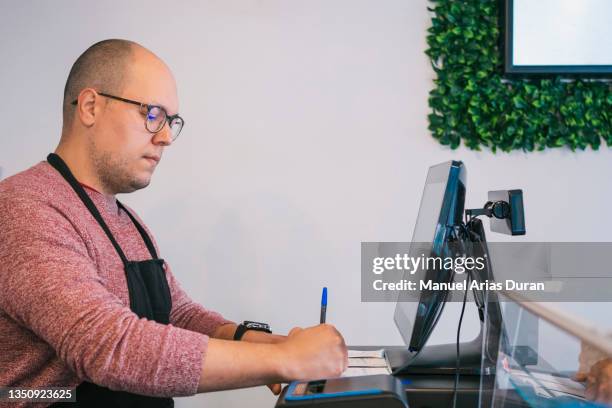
[56,39,178,196]
[62,39,136,129]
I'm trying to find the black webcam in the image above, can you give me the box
[465,189,525,236]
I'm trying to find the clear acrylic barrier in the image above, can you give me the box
[478,292,612,408]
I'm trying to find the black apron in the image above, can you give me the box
[47,153,174,408]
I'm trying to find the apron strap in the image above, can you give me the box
[116,201,159,259]
[47,153,130,266]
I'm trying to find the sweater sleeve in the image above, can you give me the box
[0,196,206,397]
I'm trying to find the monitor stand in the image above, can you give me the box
[386,326,487,375]
[388,218,504,376]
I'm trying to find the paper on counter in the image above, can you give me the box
[520,371,585,398]
[348,357,388,368]
[341,367,391,377]
[509,370,585,399]
[348,349,385,359]
[343,348,390,377]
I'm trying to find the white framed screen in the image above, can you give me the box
[505,0,612,74]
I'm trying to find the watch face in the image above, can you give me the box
[245,321,270,330]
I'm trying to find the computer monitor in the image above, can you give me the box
[388,160,505,375]
[393,160,466,352]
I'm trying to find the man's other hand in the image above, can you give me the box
[276,324,348,381]
[576,357,612,404]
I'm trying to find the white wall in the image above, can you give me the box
[1,1,611,407]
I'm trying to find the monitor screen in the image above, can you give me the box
[505,0,612,74]
[393,161,466,352]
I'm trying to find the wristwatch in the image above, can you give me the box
[233,320,272,340]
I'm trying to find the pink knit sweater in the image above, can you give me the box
[0,161,233,407]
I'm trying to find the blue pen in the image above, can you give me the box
[320,287,327,324]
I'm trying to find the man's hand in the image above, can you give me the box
[576,357,612,404]
[197,323,347,393]
[276,324,348,380]
[241,329,286,394]
[267,383,282,395]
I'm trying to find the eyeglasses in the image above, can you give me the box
[71,92,184,141]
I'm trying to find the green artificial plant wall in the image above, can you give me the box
[426,0,612,152]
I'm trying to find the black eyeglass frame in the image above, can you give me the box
[71,91,184,140]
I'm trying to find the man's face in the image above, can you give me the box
[90,48,179,194]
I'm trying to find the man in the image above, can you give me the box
[0,39,348,407]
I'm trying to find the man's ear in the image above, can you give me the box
[75,88,101,128]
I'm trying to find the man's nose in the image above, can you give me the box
[152,122,173,146]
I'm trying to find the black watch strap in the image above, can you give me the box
[233,321,272,340]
